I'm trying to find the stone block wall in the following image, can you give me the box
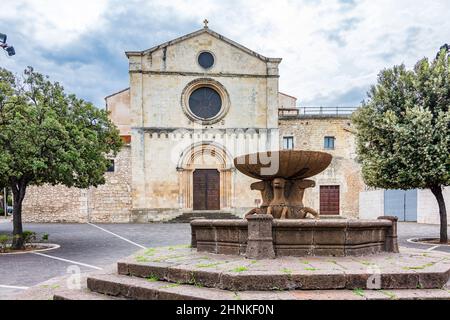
[88,146,132,223]
[22,185,87,223]
[279,116,365,218]
[22,146,132,223]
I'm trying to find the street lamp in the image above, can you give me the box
[0,32,15,56]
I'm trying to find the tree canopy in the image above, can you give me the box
[353,50,450,242]
[0,66,123,248]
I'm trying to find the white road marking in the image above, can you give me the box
[0,285,29,290]
[32,252,103,270]
[407,238,449,251]
[87,223,146,249]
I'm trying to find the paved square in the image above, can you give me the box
[1,221,449,299]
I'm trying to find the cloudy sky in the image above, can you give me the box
[1,0,449,108]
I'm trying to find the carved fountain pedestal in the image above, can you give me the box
[191,151,399,259]
[235,150,332,221]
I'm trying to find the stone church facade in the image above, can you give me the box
[22,26,365,223]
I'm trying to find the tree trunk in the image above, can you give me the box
[11,180,27,250]
[430,185,448,244]
[0,191,4,215]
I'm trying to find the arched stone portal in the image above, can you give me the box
[177,143,234,210]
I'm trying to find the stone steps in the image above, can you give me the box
[54,288,127,300]
[48,246,450,300]
[170,212,241,223]
[86,274,234,300]
[52,273,450,301]
[117,260,450,291]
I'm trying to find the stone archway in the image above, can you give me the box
[177,143,234,210]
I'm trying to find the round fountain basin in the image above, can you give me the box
[233,150,333,180]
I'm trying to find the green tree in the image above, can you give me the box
[353,50,450,243]
[0,67,123,249]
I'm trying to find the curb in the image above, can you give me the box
[407,238,450,248]
[0,243,60,256]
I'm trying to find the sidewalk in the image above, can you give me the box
[0,218,11,224]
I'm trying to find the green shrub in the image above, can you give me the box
[41,233,49,242]
[22,231,37,244]
[0,235,10,250]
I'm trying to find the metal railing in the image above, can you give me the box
[279,106,358,117]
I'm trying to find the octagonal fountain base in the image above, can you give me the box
[191,215,399,258]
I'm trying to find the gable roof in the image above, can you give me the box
[104,87,130,101]
[125,27,282,63]
[279,92,298,101]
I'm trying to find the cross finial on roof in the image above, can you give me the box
[203,19,209,28]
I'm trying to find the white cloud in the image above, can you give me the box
[0,0,109,48]
[1,0,449,107]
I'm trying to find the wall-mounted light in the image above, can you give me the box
[0,33,7,44]
[0,32,15,56]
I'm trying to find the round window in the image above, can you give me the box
[188,87,222,120]
[198,52,215,69]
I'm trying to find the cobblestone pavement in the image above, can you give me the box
[0,221,449,299]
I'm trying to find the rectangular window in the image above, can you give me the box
[283,136,294,150]
[106,159,115,173]
[324,136,335,150]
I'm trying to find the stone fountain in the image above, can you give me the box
[36,150,450,300]
[191,150,400,259]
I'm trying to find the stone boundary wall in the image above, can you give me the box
[417,187,450,225]
[22,185,86,223]
[22,146,132,223]
[359,190,384,220]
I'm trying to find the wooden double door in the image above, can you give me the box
[193,169,220,211]
[320,186,340,216]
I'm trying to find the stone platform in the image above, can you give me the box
[12,246,450,300]
[115,246,450,291]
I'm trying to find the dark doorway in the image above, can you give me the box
[320,186,340,215]
[193,169,220,211]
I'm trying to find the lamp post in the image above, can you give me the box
[0,32,15,56]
